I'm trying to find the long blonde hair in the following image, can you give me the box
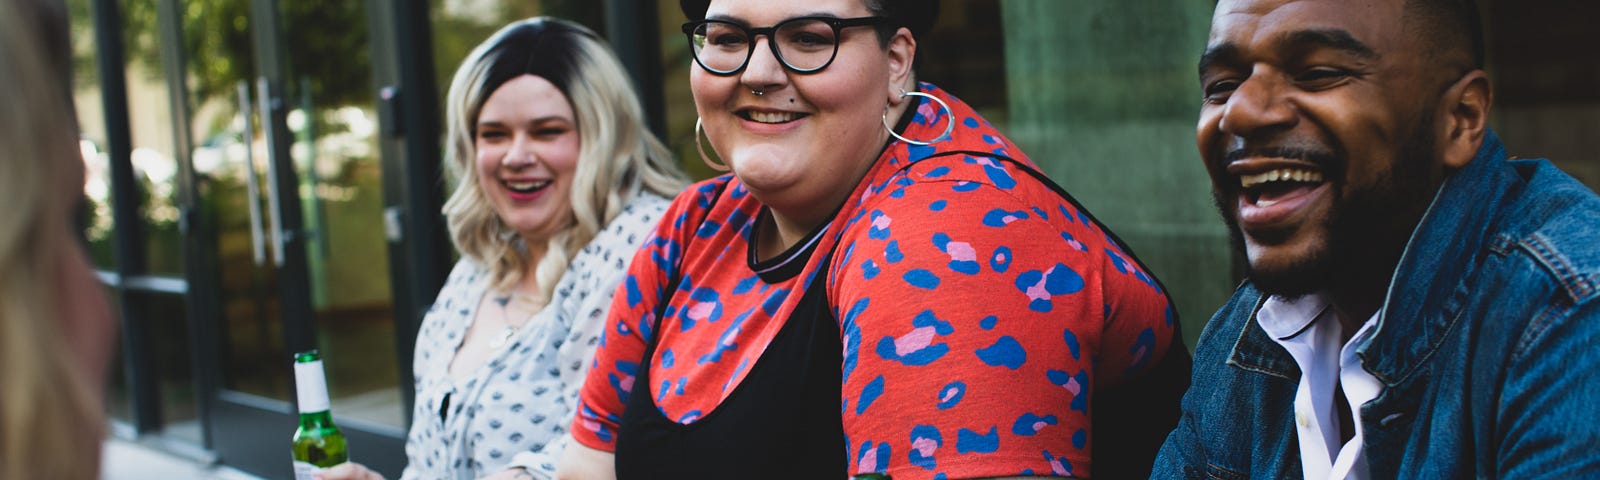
[0,0,106,477]
[443,17,685,302]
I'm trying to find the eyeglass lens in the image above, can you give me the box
[691,18,842,73]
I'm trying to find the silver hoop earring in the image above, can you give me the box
[881,89,954,146]
[695,118,731,172]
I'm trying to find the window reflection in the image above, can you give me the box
[103,285,130,424]
[67,0,116,268]
[137,292,201,443]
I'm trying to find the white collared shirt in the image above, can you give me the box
[1257,293,1384,480]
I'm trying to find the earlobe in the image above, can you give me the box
[1442,70,1492,170]
[885,28,917,106]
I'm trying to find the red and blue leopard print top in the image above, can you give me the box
[573,83,1177,479]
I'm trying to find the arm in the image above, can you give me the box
[507,200,669,477]
[316,463,539,480]
[1149,357,1206,479]
[563,189,699,464]
[1148,300,1241,479]
[552,198,669,434]
[1498,299,1600,478]
[501,264,630,478]
[832,181,1159,479]
[395,260,478,480]
[565,233,672,450]
[555,441,616,480]
[316,462,384,480]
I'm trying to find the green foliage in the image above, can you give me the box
[279,0,369,107]
[178,0,253,107]
[70,0,614,112]
[70,0,368,109]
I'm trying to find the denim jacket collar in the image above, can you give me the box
[1360,131,1517,384]
[1227,288,1297,380]
[1229,132,1518,385]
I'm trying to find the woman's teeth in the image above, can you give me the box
[1240,168,1324,189]
[503,179,550,193]
[744,111,801,124]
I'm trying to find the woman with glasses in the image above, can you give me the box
[318,17,685,480]
[560,1,1187,479]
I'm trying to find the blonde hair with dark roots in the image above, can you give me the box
[0,0,106,478]
[443,17,685,304]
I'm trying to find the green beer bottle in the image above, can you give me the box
[291,350,348,478]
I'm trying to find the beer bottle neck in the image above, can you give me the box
[298,409,335,429]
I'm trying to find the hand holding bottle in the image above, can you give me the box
[316,463,536,480]
[478,467,538,480]
[315,461,384,480]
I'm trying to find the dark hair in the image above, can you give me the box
[677,0,940,44]
[1404,0,1485,69]
[474,18,598,124]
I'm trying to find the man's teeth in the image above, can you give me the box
[747,111,799,124]
[1240,169,1324,189]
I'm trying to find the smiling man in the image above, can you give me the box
[1153,0,1600,478]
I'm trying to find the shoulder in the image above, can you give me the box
[1499,160,1600,307]
[421,259,485,335]
[1192,284,1262,361]
[441,257,487,292]
[850,154,1060,232]
[836,160,1061,282]
[652,174,748,236]
[668,174,741,213]
[615,191,673,226]
[590,191,673,250]
[845,153,1152,278]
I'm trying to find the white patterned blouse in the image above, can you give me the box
[400,192,669,480]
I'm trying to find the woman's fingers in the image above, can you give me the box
[315,462,385,480]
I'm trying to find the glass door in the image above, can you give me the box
[195,0,409,477]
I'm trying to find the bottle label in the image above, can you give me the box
[294,359,330,413]
[292,461,324,480]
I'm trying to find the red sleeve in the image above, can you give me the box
[570,183,706,451]
[832,173,1170,479]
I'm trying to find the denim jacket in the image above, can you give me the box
[1152,132,1600,479]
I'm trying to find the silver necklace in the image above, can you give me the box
[488,292,537,349]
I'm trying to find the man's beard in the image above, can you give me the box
[1216,114,1442,299]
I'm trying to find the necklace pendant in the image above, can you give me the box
[489,327,516,349]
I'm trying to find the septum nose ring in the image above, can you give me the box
[752,89,765,96]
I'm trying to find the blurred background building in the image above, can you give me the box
[66,0,1596,478]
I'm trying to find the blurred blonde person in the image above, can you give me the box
[319,17,685,480]
[0,0,120,478]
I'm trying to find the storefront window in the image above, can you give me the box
[121,0,187,277]
[138,292,201,443]
[67,0,117,270]
[103,284,131,424]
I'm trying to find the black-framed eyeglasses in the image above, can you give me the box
[681,16,889,76]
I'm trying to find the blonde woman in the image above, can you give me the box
[321,17,685,480]
[0,0,120,478]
